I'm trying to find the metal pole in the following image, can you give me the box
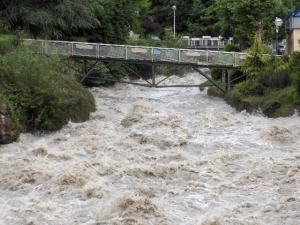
[276,30,278,54]
[151,65,156,87]
[227,70,231,92]
[172,6,176,39]
[173,10,176,39]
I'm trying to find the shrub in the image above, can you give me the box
[224,44,241,52]
[211,68,223,80]
[280,86,299,105]
[0,48,95,131]
[258,63,291,89]
[241,35,270,79]
[228,80,264,100]
[126,38,161,47]
[0,34,17,54]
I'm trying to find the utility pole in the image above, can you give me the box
[172,5,176,39]
[274,17,283,54]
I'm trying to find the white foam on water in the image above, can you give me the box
[0,73,299,225]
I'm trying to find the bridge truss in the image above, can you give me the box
[23,39,278,93]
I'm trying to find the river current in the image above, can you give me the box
[0,73,299,225]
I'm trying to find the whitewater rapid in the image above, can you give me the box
[0,73,299,225]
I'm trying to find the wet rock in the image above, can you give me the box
[262,101,281,117]
[121,115,140,128]
[207,87,225,98]
[0,106,19,144]
[236,99,259,113]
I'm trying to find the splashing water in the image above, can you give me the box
[0,73,299,225]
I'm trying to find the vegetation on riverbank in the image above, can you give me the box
[0,48,95,132]
[0,34,96,143]
[205,36,300,117]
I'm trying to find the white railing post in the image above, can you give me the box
[206,51,209,65]
[178,49,181,64]
[71,43,74,56]
[45,40,48,54]
[151,48,154,62]
[42,40,46,54]
[125,46,128,60]
[98,44,101,58]
[96,44,100,59]
[234,53,237,67]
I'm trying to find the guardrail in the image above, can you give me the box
[23,39,277,68]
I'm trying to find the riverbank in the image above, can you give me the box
[0,94,19,144]
[1,73,299,225]
[204,85,300,118]
[0,48,96,144]
[203,44,300,118]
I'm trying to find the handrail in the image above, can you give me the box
[22,39,282,68]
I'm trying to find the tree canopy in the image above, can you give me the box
[0,0,298,48]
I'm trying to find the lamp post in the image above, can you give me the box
[172,5,176,39]
[274,17,283,54]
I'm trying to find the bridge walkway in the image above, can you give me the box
[23,39,248,68]
[22,39,278,93]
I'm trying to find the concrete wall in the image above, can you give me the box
[288,17,300,29]
[292,29,300,52]
[287,29,300,53]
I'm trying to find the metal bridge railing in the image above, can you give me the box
[23,39,256,67]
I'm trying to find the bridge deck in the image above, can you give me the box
[23,39,250,68]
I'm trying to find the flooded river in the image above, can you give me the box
[0,73,299,225]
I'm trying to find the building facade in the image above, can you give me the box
[286,8,300,53]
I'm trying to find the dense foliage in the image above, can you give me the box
[1,0,298,47]
[226,36,300,117]
[0,0,149,43]
[0,49,95,131]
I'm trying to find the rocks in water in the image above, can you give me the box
[0,106,19,144]
[262,101,281,117]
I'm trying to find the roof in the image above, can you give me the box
[287,8,300,19]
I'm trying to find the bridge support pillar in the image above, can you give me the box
[151,65,156,88]
[82,60,88,75]
[227,71,231,92]
[193,67,225,93]
[222,70,226,84]
[80,60,101,83]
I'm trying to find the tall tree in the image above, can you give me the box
[186,0,217,37]
[213,0,286,48]
[149,0,216,37]
[0,0,149,43]
[0,0,101,39]
[83,0,149,43]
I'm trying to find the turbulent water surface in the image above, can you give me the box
[0,73,299,225]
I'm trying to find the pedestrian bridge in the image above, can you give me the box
[23,39,247,68]
[23,39,280,93]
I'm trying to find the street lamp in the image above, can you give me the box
[274,17,283,54]
[172,5,176,39]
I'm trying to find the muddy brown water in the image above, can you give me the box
[0,73,299,225]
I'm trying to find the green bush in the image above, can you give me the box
[280,86,299,105]
[0,48,95,131]
[228,80,264,99]
[211,68,223,80]
[241,35,270,79]
[0,34,17,54]
[126,38,161,47]
[224,44,241,52]
[258,63,290,89]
